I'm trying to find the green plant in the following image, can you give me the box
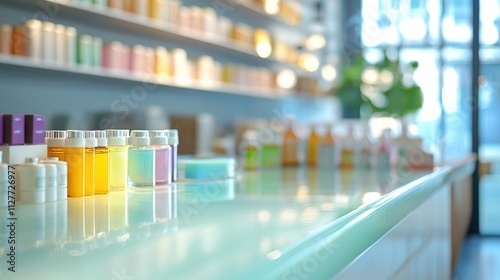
[331,51,423,118]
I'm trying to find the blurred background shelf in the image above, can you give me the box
[7,0,304,71]
[0,55,297,100]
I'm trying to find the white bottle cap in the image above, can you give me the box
[243,130,258,142]
[47,130,67,147]
[95,130,108,147]
[150,130,169,145]
[25,157,39,163]
[44,157,60,161]
[66,130,85,147]
[106,129,129,146]
[84,131,97,148]
[165,129,179,145]
[129,130,150,146]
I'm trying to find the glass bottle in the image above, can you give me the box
[281,116,299,167]
[47,130,66,161]
[84,131,97,196]
[150,130,172,185]
[307,124,318,167]
[340,125,355,169]
[94,131,109,194]
[106,129,129,191]
[128,130,155,187]
[261,129,281,168]
[240,130,260,171]
[65,130,86,197]
[318,124,336,168]
[165,130,178,182]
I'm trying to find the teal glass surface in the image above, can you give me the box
[0,157,475,280]
[128,146,155,187]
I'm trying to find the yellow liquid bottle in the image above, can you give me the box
[94,131,109,194]
[65,130,85,197]
[47,130,67,161]
[307,125,318,167]
[106,129,129,191]
[340,125,355,170]
[84,131,96,196]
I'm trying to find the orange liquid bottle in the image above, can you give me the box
[47,130,66,161]
[281,117,299,167]
[307,125,318,167]
[66,130,85,197]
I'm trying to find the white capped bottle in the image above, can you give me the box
[18,158,46,204]
[40,157,68,200]
[0,151,8,207]
[43,163,57,202]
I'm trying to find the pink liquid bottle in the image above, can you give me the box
[150,130,172,186]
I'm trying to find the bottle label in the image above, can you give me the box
[48,176,57,189]
[261,145,280,167]
[340,149,353,167]
[282,139,298,165]
[245,147,258,169]
[35,176,44,190]
[59,174,67,188]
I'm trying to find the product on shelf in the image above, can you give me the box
[307,124,318,167]
[43,21,55,62]
[0,24,12,54]
[11,25,26,56]
[241,130,260,171]
[128,130,155,187]
[355,125,372,169]
[150,130,172,185]
[3,114,25,145]
[25,114,45,144]
[339,125,355,169]
[40,157,68,200]
[47,130,66,161]
[0,151,7,207]
[374,129,391,169]
[281,116,299,167]
[17,157,46,204]
[41,161,57,202]
[177,157,235,180]
[106,129,129,191]
[25,19,42,60]
[165,129,179,182]
[318,124,336,168]
[94,131,109,194]
[154,46,170,77]
[54,24,66,65]
[84,131,97,196]
[65,130,86,197]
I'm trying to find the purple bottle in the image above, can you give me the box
[150,130,172,185]
[165,129,178,182]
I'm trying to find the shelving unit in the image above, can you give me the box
[0,55,299,99]
[227,1,306,34]
[7,0,305,71]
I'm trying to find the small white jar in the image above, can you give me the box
[18,158,46,204]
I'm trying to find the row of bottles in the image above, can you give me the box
[240,118,432,171]
[46,129,178,198]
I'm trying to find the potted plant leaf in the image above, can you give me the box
[331,50,423,119]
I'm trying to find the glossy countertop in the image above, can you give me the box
[0,159,475,280]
